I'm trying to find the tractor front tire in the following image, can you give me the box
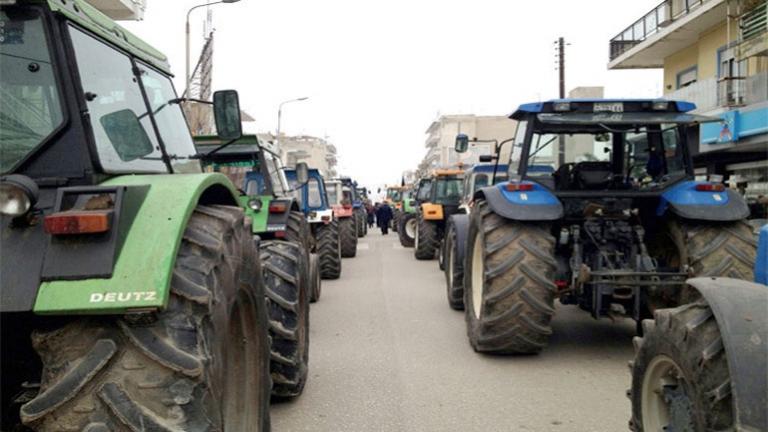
[261,241,310,398]
[464,200,556,354]
[444,223,464,310]
[20,205,271,431]
[356,210,366,238]
[309,253,322,302]
[398,213,417,248]
[317,221,342,279]
[414,216,439,260]
[629,299,733,431]
[339,216,358,258]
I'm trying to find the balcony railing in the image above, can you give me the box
[666,78,718,111]
[610,0,709,61]
[664,72,767,111]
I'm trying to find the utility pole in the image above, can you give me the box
[556,37,566,166]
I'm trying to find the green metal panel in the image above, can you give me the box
[239,195,271,233]
[33,173,238,315]
[44,0,172,74]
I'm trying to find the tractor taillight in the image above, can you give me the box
[342,203,352,210]
[44,211,111,235]
[505,183,534,192]
[695,183,725,192]
[269,203,288,213]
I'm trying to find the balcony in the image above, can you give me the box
[609,0,726,69]
[664,71,767,112]
[85,0,146,20]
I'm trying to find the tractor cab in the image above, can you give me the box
[461,164,508,210]
[285,168,332,223]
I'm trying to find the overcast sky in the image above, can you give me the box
[123,0,663,188]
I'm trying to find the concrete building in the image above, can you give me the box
[85,0,146,20]
[418,114,518,177]
[608,0,767,198]
[266,134,338,178]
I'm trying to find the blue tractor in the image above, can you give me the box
[285,168,342,280]
[442,163,508,309]
[452,99,757,355]
[338,177,367,237]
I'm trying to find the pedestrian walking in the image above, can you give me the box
[366,201,376,228]
[376,202,393,235]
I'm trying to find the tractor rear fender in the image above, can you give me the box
[33,173,240,315]
[448,214,470,271]
[657,181,749,221]
[473,183,563,221]
[686,277,768,431]
[421,203,444,221]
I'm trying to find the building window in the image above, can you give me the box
[676,66,698,89]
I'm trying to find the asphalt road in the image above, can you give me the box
[271,230,637,432]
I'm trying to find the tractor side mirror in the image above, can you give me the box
[213,90,242,141]
[295,162,309,185]
[479,155,494,163]
[455,134,469,153]
[100,109,154,162]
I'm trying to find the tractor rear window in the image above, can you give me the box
[0,8,64,173]
[307,178,323,208]
[435,178,463,204]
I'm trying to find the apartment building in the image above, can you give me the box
[85,0,146,20]
[268,134,338,178]
[418,115,518,177]
[608,0,767,198]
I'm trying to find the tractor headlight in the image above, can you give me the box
[248,199,263,212]
[0,175,38,217]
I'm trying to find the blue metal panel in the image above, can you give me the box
[756,224,768,285]
[656,181,729,216]
[497,182,559,206]
[472,164,508,173]
[701,107,768,144]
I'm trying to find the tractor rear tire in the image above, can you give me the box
[629,299,733,431]
[444,223,464,310]
[286,210,311,254]
[317,221,342,279]
[261,241,310,398]
[20,205,271,431]
[438,238,446,270]
[392,210,400,234]
[414,216,439,260]
[339,217,358,258]
[464,200,556,354]
[398,213,416,248]
[309,253,322,303]
[356,210,366,238]
[680,220,757,281]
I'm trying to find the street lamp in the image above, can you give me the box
[185,0,240,98]
[276,97,309,149]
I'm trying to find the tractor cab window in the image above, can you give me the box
[435,178,463,204]
[262,152,287,196]
[245,172,267,196]
[69,26,164,173]
[1,7,64,173]
[342,189,354,204]
[474,174,489,191]
[307,178,324,208]
[416,180,432,202]
[326,185,339,204]
[136,63,200,173]
[522,121,687,191]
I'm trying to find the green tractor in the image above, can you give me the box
[1,2,273,429]
[397,186,419,247]
[193,135,315,398]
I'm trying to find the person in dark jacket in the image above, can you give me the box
[366,201,376,228]
[375,202,393,235]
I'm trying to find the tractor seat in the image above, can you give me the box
[573,162,613,190]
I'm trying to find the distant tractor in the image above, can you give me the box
[413,170,465,261]
[339,177,367,238]
[443,164,509,309]
[628,223,767,432]
[453,99,757,355]
[286,169,343,280]
[397,187,419,247]
[386,185,409,232]
[326,179,359,258]
[0,2,271,429]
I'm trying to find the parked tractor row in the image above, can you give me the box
[404,98,767,432]
[0,2,365,430]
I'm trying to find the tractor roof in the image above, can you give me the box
[433,169,464,177]
[42,0,171,74]
[469,164,509,174]
[510,99,696,120]
[193,135,280,160]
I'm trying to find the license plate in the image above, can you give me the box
[594,102,624,113]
